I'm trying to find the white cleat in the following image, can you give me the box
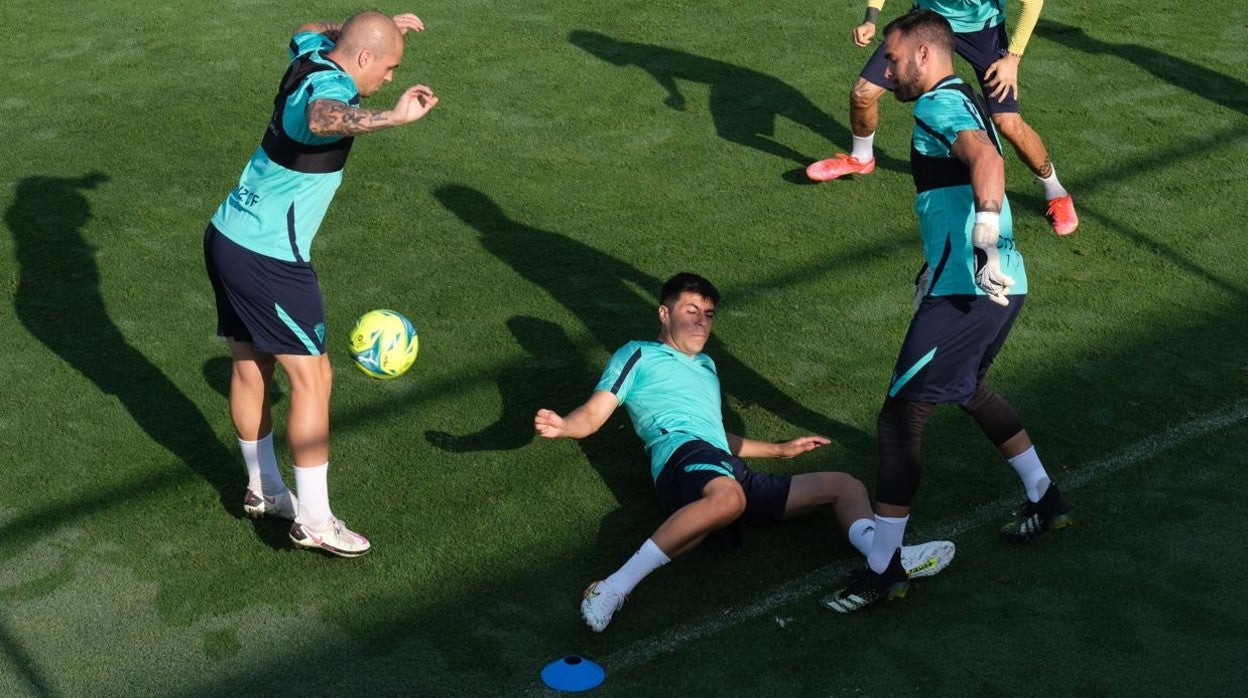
[289,517,371,558]
[900,540,956,579]
[243,488,298,520]
[581,580,626,632]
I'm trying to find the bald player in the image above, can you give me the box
[203,11,438,557]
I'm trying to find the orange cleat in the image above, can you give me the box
[1045,194,1078,236]
[806,153,876,181]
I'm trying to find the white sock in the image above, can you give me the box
[294,462,332,527]
[1038,163,1068,199]
[1008,446,1052,503]
[238,433,287,496]
[851,133,875,162]
[867,514,908,574]
[603,539,670,596]
[847,518,875,557]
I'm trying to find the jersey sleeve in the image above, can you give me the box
[1008,0,1045,55]
[290,31,335,59]
[912,89,988,156]
[595,343,644,402]
[303,70,357,104]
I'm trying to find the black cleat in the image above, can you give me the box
[821,549,910,613]
[1001,483,1073,543]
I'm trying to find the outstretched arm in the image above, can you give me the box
[535,390,620,440]
[727,433,830,459]
[307,85,438,136]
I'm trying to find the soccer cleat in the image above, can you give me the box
[289,517,372,558]
[243,488,298,520]
[581,580,626,633]
[1045,194,1079,236]
[1001,483,1073,543]
[900,540,956,579]
[806,153,876,181]
[821,549,910,613]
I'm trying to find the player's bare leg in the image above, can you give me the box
[582,477,745,631]
[992,112,1078,235]
[229,340,296,519]
[278,352,370,557]
[807,78,887,181]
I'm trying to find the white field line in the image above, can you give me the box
[518,399,1248,694]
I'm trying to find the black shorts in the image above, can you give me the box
[654,440,792,524]
[203,223,327,356]
[887,294,1024,404]
[861,23,1020,114]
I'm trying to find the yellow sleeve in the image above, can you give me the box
[1008,0,1045,55]
[868,0,886,8]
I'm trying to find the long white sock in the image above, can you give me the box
[1038,163,1068,199]
[238,433,287,495]
[294,462,332,527]
[603,539,670,596]
[867,514,908,574]
[851,133,875,162]
[847,517,875,557]
[1008,446,1052,503]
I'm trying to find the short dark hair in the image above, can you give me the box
[883,7,954,54]
[659,272,720,306]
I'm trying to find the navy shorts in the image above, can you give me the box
[203,223,326,356]
[654,440,792,524]
[861,23,1019,114]
[887,294,1024,404]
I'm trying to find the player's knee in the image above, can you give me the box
[990,112,1024,140]
[850,79,881,109]
[705,480,747,522]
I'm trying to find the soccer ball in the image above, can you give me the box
[348,309,419,379]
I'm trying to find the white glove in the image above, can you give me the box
[971,212,1015,306]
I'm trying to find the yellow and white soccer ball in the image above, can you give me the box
[348,309,419,379]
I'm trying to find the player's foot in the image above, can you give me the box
[289,517,371,558]
[581,580,626,632]
[806,153,876,181]
[1045,194,1078,236]
[1001,483,1073,543]
[900,540,955,579]
[242,488,298,520]
[821,549,909,613]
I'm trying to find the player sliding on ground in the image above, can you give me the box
[821,9,1072,614]
[807,0,1078,236]
[535,273,955,632]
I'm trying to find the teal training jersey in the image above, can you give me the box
[911,76,1026,296]
[595,341,731,481]
[916,0,1005,33]
[210,32,360,262]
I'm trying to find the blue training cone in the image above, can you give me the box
[540,655,605,692]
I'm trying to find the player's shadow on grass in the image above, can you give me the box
[4,174,289,552]
[433,184,871,454]
[568,29,907,176]
[1038,20,1248,117]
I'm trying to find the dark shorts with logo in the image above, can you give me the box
[654,439,792,524]
[888,294,1024,404]
[203,223,326,356]
[860,23,1020,114]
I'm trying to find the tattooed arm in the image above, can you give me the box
[294,21,343,41]
[306,85,439,137]
[952,129,1005,213]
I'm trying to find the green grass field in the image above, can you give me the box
[2,0,1246,695]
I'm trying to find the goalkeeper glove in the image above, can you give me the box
[971,212,1015,306]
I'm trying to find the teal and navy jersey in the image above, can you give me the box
[916,0,1005,33]
[911,76,1027,297]
[595,341,731,481]
[210,32,360,263]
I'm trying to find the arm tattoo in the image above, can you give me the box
[976,199,1002,213]
[971,130,994,146]
[308,100,391,136]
